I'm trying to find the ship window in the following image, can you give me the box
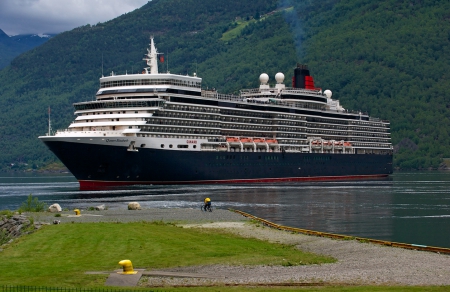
[161,144,164,148]
[169,144,173,148]
[193,145,197,149]
[141,144,145,147]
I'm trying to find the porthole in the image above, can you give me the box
[161,144,165,148]
[193,145,197,149]
[169,144,173,148]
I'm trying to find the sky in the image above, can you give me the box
[0,0,149,36]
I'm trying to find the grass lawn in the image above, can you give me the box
[221,20,256,41]
[0,221,334,287]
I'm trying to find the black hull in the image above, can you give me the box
[43,140,393,189]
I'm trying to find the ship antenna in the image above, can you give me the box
[101,53,104,77]
[143,36,159,74]
[47,106,52,136]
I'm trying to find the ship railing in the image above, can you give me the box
[282,87,323,95]
[239,87,324,96]
[55,129,72,133]
[201,90,242,102]
[207,137,226,143]
[240,88,264,94]
[202,89,387,120]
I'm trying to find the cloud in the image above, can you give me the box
[0,0,149,35]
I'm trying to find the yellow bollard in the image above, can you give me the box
[74,209,80,215]
[118,259,137,274]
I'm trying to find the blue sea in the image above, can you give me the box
[0,171,449,248]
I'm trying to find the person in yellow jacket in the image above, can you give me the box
[203,197,212,211]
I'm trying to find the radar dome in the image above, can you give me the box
[259,73,269,85]
[324,89,332,98]
[275,72,285,84]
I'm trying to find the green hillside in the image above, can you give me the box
[296,0,450,169]
[0,29,53,69]
[0,0,449,170]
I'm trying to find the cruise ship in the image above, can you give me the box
[39,38,393,189]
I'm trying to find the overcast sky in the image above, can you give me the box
[0,0,149,36]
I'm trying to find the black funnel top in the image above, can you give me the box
[293,63,310,89]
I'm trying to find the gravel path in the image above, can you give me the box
[162,222,450,287]
[30,207,247,224]
[30,208,450,287]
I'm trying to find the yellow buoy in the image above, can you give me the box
[118,259,137,275]
[74,209,80,215]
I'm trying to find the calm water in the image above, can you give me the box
[0,171,449,248]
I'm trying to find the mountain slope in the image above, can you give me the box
[295,0,450,168]
[0,29,53,69]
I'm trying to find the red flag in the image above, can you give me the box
[159,55,164,63]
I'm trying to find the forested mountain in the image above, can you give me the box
[0,29,54,69]
[0,0,449,170]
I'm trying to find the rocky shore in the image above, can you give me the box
[0,214,46,248]
[12,208,450,286]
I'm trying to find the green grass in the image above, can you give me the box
[221,7,294,41]
[221,20,257,41]
[0,221,334,287]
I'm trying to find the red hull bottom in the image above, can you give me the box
[79,174,390,190]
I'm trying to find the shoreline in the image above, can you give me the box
[27,208,450,286]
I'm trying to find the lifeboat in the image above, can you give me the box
[253,138,266,144]
[323,140,332,150]
[266,139,278,144]
[311,140,322,149]
[218,144,228,151]
[343,142,352,148]
[226,137,240,144]
[240,137,254,144]
[334,141,344,149]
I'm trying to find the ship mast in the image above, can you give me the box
[47,106,52,136]
[143,37,159,74]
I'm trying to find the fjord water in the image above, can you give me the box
[0,171,449,248]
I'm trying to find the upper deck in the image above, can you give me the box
[99,73,202,89]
